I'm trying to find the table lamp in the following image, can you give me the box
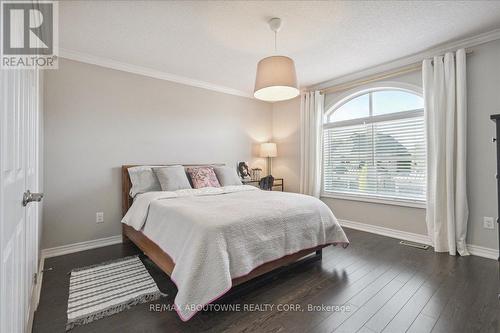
[260,142,277,176]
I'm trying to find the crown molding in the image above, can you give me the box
[58,28,500,99]
[58,48,253,99]
[311,28,500,91]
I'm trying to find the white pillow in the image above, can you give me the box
[153,166,192,191]
[128,166,161,198]
[213,166,243,186]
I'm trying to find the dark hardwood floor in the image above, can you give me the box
[32,228,499,333]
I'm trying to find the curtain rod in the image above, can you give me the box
[319,49,473,95]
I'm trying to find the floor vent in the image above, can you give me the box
[399,240,429,250]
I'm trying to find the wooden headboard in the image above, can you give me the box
[121,164,225,216]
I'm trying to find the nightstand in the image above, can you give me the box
[242,178,284,191]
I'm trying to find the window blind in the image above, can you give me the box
[323,114,426,201]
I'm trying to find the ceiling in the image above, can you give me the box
[59,1,500,96]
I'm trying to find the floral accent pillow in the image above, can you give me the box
[186,167,221,189]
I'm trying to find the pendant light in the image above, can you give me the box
[254,18,299,102]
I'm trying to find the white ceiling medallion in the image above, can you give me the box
[254,18,299,102]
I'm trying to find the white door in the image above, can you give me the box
[0,67,42,333]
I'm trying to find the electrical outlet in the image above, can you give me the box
[96,212,104,224]
[483,216,495,229]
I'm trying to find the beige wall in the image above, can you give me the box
[272,39,500,250]
[43,58,272,248]
[466,40,500,250]
[323,199,427,235]
[272,97,301,193]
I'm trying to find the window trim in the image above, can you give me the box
[321,83,426,206]
[324,81,423,117]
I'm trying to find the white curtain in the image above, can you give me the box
[423,49,469,256]
[300,91,324,198]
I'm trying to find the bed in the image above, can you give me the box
[120,164,349,321]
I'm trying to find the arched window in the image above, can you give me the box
[323,88,425,204]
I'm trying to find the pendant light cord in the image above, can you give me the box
[274,30,277,53]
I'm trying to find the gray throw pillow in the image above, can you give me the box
[213,166,243,186]
[153,166,192,191]
[128,166,162,198]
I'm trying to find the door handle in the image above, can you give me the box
[23,190,43,207]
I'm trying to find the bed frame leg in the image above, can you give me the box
[122,233,131,244]
[122,225,132,245]
[315,249,322,259]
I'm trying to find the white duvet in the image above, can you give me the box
[122,185,349,321]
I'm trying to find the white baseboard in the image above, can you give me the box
[467,244,499,260]
[338,219,498,260]
[339,219,432,245]
[41,234,123,259]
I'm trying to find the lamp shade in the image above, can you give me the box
[254,56,299,102]
[260,142,277,158]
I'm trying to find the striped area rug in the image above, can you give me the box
[66,255,161,331]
